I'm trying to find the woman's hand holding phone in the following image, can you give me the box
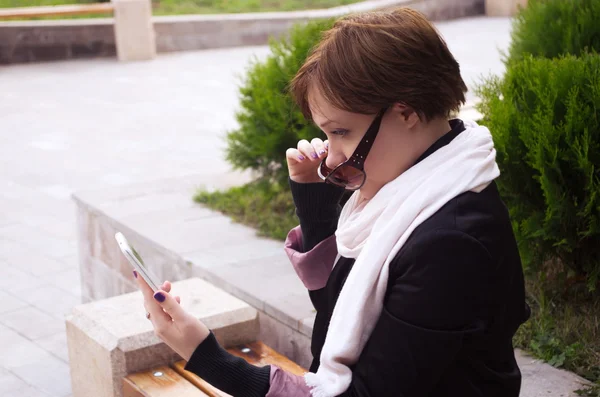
[135,273,210,362]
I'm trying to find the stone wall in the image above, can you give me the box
[75,200,193,303]
[0,20,116,64]
[0,0,484,64]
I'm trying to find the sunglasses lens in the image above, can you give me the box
[331,165,366,190]
[317,160,334,180]
[319,160,365,190]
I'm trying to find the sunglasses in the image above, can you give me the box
[317,108,387,190]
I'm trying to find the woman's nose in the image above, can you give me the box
[325,148,347,169]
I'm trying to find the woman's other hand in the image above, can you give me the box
[286,138,328,183]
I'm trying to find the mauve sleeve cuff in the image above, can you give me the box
[266,366,312,397]
[285,225,338,291]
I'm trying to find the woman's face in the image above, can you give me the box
[309,88,421,199]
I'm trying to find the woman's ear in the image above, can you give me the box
[391,103,419,128]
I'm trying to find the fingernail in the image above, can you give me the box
[133,270,138,278]
[311,152,318,159]
[154,292,165,302]
[318,149,326,156]
[298,155,306,161]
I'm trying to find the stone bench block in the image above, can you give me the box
[66,277,258,397]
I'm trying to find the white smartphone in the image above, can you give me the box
[115,232,161,292]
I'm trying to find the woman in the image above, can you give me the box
[135,7,530,397]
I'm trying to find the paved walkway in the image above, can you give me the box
[0,16,511,396]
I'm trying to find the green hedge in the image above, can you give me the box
[225,19,334,184]
[477,53,600,291]
[508,0,600,63]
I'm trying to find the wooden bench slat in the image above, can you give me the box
[172,341,307,396]
[227,341,307,376]
[0,3,114,19]
[125,341,307,396]
[123,366,209,397]
[172,361,232,397]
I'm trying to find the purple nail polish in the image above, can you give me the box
[133,270,138,278]
[311,152,318,159]
[298,155,306,161]
[154,292,165,302]
[319,150,326,156]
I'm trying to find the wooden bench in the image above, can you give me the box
[0,3,114,20]
[123,341,307,397]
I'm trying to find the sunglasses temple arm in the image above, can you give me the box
[348,109,386,170]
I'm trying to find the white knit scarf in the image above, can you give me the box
[304,121,500,397]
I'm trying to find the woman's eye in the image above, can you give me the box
[331,129,348,136]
